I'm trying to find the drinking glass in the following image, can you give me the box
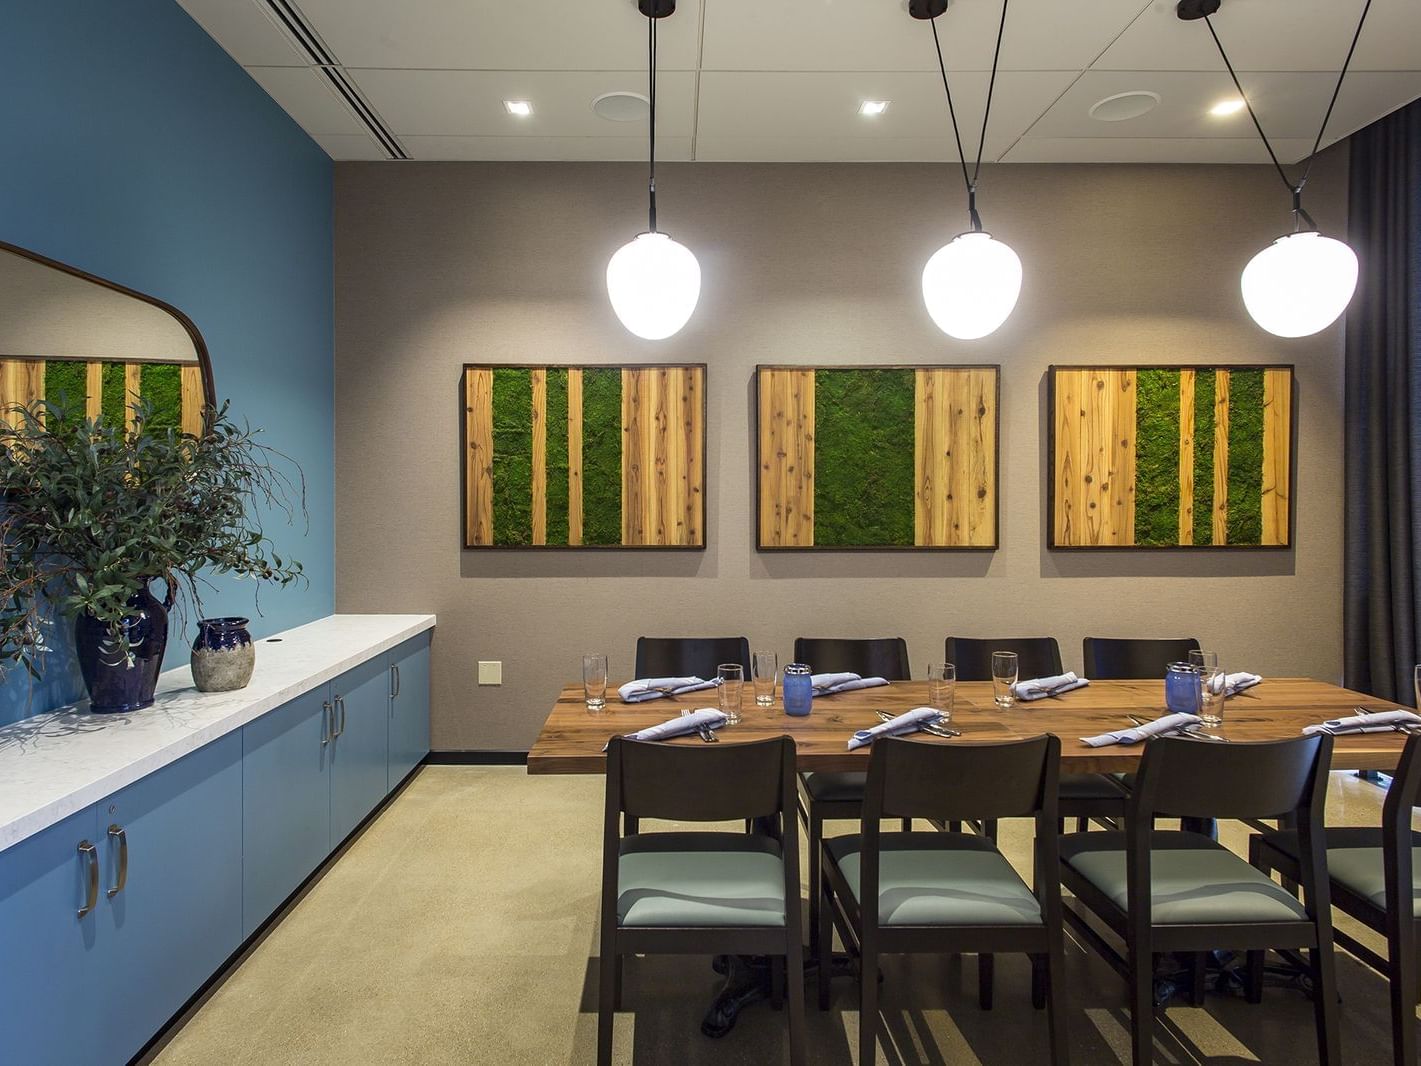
[582,654,608,712]
[752,651,779,706]
[991,651,1018,708]
[928,663,956,722]
[1197,666,1225,726]
[1188,649,1219,675]
[1414,664,1420,710]
[718,663,744,725]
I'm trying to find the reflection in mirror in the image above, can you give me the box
[0,241,214,434]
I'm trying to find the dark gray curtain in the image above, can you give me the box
[1345,98,1421,702]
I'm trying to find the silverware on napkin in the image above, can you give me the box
[876,709,961,739]
[679,708,718,742]
[1125,713,1227,742]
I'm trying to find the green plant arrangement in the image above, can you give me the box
[0,394,305,710]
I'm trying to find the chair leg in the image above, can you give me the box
[597,939,617,1066]
[817,866,834,1011]
[978,953,994,1010]
[1046,940,1070,1066]
[901,818,912,832]
[860,941,879,1066]
[1310,944,1341,1066]
[613,954,624,1010]
[786,929,807,1066]
[1245,950,1265,1004]
[807,812,823,959]
[1031,954,1047,1010]
[1386,917,1416,1066]
[1187,952,1207,1006]
[1076,816,1089,833]
[1128,943,1155,1066]
[770,955,784,1010]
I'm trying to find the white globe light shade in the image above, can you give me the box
[921,231,1023,340]
[606,232,701,340]
[1240,231,1358,338]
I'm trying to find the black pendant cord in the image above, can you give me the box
[647,10,658,234]
[929,0,1010,232]
[1203,0,1371,232]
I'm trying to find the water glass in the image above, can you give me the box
[582,654,608,712]
[1197,666,1226,726]
[1188,649,1219,676]
[991,651,1018,708]
[752,651,779,706]
[718,663,744,725]
[928,663,956,722]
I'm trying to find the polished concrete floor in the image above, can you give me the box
[147,765,1413,1065]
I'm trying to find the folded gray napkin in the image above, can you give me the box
[1081,712,1203,748]
[848,707,942,751]
[1209,671,1262,697]
[1013,671,1090,701]
[618,676,718,703]
[1303,709,1421,736]
[812,671,890,695]
[605,708,728,750]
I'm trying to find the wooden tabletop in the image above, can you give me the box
[526,678,1409,775]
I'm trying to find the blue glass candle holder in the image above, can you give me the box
[1164,662,1202,715]
[783,663,813,717]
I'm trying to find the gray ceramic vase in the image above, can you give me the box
[191,617,255,693]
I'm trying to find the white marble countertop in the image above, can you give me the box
[0,613,435,854]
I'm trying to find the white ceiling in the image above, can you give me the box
[177,0,1421,164]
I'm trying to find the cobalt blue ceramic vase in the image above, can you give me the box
[191,617,255,693]
[74,583,171,714]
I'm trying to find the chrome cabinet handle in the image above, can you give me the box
[321,700,332,746]
[106,824,128,898]
[337,695,347,736]
[77,841,99,918]
[391,664,401,700]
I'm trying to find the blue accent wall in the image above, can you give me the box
[0,0,334,723]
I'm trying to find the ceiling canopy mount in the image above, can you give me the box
[636,0,676,19]
[1175,0,1221,22]
[909,0,950,21]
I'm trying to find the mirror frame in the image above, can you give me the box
[0,238,217,419]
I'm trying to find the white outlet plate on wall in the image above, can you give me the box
[478,661,502,685]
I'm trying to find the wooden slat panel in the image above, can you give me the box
[566,369,583,546]
[652,367,671,544]
[913,370,935,546]
[1262,368,1291,546]
[123,363,142,435]
[1112,370,1137,545]
[1178,368,1195,545]
[86,362,104,422]
[464,368,494,547]
[530,368,547,545]
[1082,370,1111,544]
[944,369,971,545]
[966,368,996,547]
[684,367,704,546]
[1052,369,1086,547]
[1212,369,1231,545]
[179,365,204,436]
[758,368,815,547]
[0,359,45,429]
[621,369,645,545]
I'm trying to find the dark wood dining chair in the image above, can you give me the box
[1250,732,1421,1066]
[1059,734,1339,1066]
[599,735,805,1066]
[634,636,751,680]
[818,734,1068,1065]
[1082,636,1201,679]
[948,635,1125,833]
[791,637,913,962]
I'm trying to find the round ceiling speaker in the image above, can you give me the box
[1088,90,1161,122]
[593,91,651,122]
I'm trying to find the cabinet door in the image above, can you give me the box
[330,655,391,844]
[388,631,431,788]
[0,806,103,1066]
[96,733,244,1065]
[242,685,333,937]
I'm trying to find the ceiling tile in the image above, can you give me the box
[313,133,389,160]
[1096,0,1421,73]
[398,135,693,162]
[176,0,305,66]
[700,0,1150,72]
[246,66,372,137]
[1000,136,1314,163]
[346,69,696,138]
[295,0,702,71]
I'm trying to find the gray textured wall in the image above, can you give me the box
[334,157,1347,752]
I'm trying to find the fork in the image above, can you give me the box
[1126,714,1227,742]
[876,709,961,739]
[679,708,717,742]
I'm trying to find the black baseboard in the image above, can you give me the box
[424,750,529,766]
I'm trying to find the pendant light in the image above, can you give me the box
[912,0,1021,340]
[606,0,700,341]
[1179,0,1369,338]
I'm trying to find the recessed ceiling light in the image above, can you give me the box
[1209,97,1246,117]
[859,100,890,117]
[1088,90,1161,122]
[503,100,533,117]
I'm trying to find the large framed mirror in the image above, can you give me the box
[0,240,215,433]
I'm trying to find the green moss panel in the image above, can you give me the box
[1192,369,1216,546]
[1133,368,1181,547]
[140,363,182,432]
[580,368,623,546]
[490,368,534,546]
[544,368,570,546]
[43,360,87,432]
[812,368,915,547]
[1226,367,1265,545]
[101,362,128,427]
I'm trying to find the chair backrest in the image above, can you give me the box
[944,636,1063,681]
[1083,636,1201,679]
[606,735,794,825]
[792,637,911,680]
[863,734,1060,824]
[634,636,751,680]
[1383,732,1421,837]
[1131,734,1332,823]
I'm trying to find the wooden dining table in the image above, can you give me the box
[527,677,1411,775]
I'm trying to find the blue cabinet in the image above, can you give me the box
[329,655,391,845]
[388,632,431,788]
[0,806,103,1066]
[241,685,332,937]
[96,735,243,1064]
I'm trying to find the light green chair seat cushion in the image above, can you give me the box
[1061,830,1308,924]
[1261,827,1421,916]
[617,832,786,928]
[825,832,1042,927]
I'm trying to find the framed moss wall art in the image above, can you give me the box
[1047,364,1294,550]
[0,357,206,435]
[755,365,999,550]
[461,363,706,549]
